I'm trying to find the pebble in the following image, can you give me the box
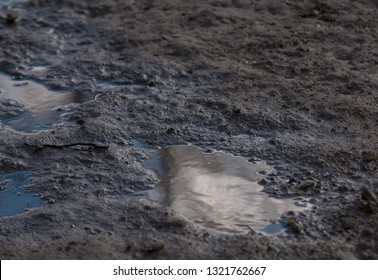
[363,151,376,162]
[286,218,301,233]
[166,127,178,134]
[361,186,378,213]
[6,11,18,24]
[147,80,155,87]
[146,240,165,252]
[47,197,56,204]
[298,180,315,191]
[13,81,29,87]
[233,107,242,114]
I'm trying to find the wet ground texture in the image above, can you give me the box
[0,0,377,259]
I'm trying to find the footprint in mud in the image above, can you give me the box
[141,144,310,234]
[0,73,92,133]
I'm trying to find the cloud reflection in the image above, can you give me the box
[146,145,305,234]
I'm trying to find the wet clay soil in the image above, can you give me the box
[0,0,377,259]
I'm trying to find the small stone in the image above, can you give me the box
[166,127,177,134]
[226,125,232,135]
[361,186,378,204]
[287,211,295,216]
[146,240,165,252]
[13,81,29,87]
[361,186,378,213]
[298,180,315,191]
[233,107,242,114]
[363,151,376,163]
[6,11,18,24]
[147,80,155,87]
[286,218,301,233]
[47,197,55,204]
[259,179,268,185]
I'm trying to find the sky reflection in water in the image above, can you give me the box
[145,145,305,234]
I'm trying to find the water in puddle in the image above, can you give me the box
[96,81,145,91]
[0,73,92,133]
[0,0,23,4]
[143,145,307,234]
[30,66,48,72]
[0,171,42,217]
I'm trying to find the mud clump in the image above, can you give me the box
[6,11,18,24]
[0,0,377,259]
[361,187,378,213]
[146,239,165,253]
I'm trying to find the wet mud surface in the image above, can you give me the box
[0,0,377,259]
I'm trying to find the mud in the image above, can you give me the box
[0,0,377,259]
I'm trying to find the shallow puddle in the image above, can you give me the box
[0,73,92,132]
[0,171,42,217]
[144,145,307,234]
[96,81,145,91]
[0,0,23,4]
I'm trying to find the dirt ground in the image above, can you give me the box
[0,0,377,259]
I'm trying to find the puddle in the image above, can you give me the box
[92,81,146,100]
[143,145,308,234]
[0,171,42,217]
[0,0,24,4]
[0,73,92,133]
[96,81,145,90]
[30,66,48,72]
